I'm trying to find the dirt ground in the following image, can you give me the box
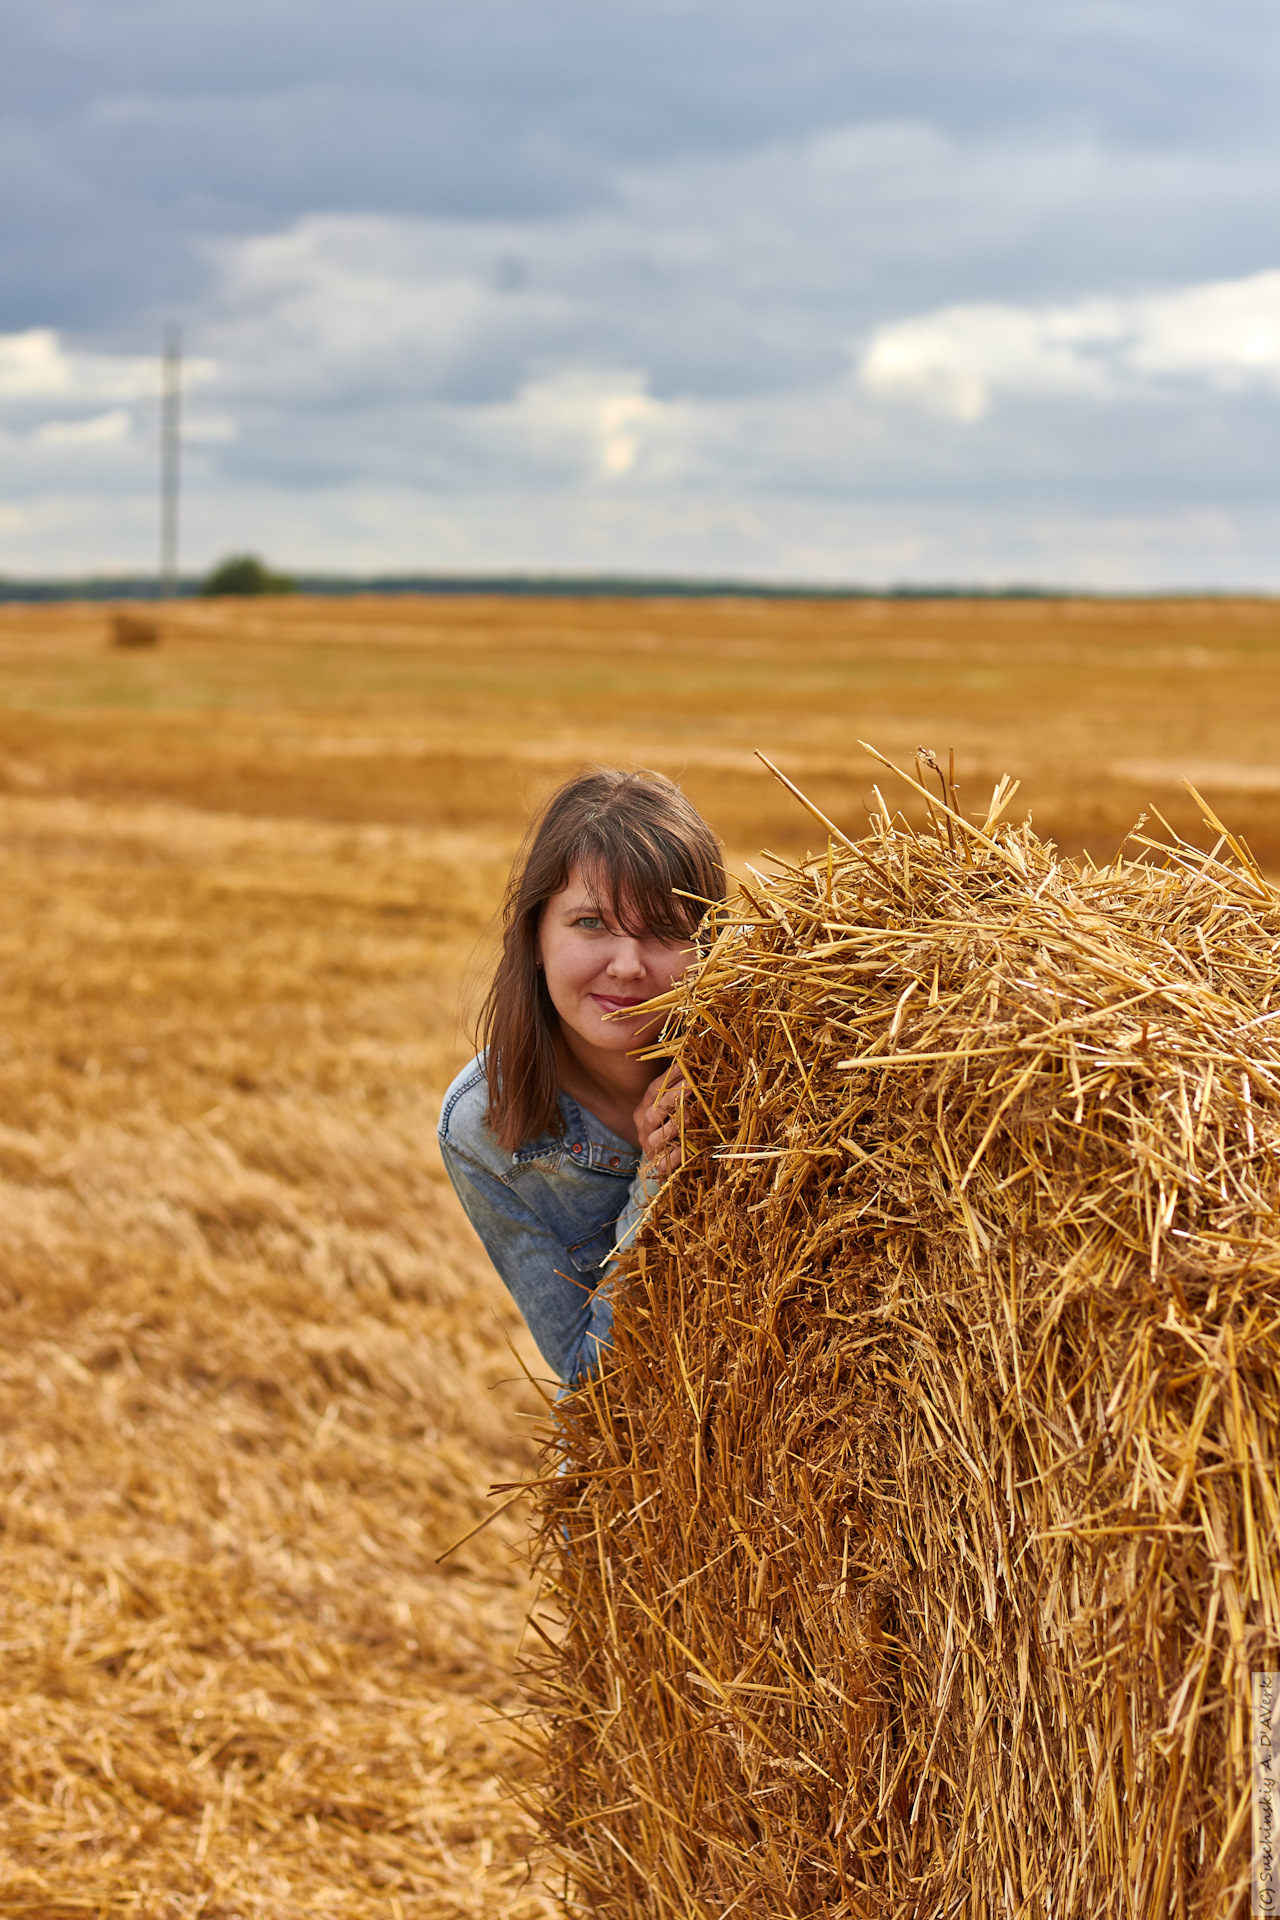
[0,590,1277,1915]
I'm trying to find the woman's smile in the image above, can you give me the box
[537,864,693,1065]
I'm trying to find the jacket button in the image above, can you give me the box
[571,1143,583,1154]
[609,1155,619,1167]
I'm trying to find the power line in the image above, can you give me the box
[160,323,182,598]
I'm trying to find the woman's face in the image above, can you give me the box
[536,863,692,1058]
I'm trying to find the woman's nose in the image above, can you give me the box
[606,939,646,977]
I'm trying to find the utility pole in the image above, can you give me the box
[160,323,182,598]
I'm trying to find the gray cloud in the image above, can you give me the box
[2,0,1279,580]
[6,0,1279,329]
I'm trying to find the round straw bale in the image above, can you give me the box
[527,771,1280,1919]
[110,609,162,648]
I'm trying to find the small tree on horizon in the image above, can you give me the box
[201,554,295,597]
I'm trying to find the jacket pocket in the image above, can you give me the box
[564,1221,623,1274]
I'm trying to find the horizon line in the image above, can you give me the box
[2,569,1278,605]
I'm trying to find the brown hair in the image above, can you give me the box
[478,768,725,1151]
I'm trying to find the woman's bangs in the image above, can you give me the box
[576,835,704,943]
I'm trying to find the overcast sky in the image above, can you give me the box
[3,0,1279,585]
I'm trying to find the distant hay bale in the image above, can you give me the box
[110,610,161,649]
[528,753,1280,1918]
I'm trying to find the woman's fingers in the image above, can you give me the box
[634,1070,688,1172]
[645,1137,682,1177]
[645,1089,683,1144]
[650,1076,685,1120]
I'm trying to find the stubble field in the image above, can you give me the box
[0,589,1278,1917]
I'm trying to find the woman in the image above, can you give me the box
[438,768,724,1387]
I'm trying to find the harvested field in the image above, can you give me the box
[0,591,1277,1913]
[0,792,554,1916]
[4,591,1280,866]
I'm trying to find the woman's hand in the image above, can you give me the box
[635,1067,687,1178]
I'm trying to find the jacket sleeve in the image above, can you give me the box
[439,1136,616,1387]
[611,1162,664,1256]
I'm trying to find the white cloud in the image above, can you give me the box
[860,270,1280,419]
[1125,273,1280,381]
[486,370,676,480]
[3,156,1280,585]
[0,327,217,405]
[6,0,1280,587]
[0,329,145,402]
[0,325,223,496]
[5,481,1273,593]
[203,215,568,403]
[34,407,134,446]
[184,414,238,443]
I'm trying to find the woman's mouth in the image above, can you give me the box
[591,994,648,1015]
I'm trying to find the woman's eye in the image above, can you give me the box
[576,916,604,930]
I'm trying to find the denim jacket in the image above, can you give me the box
[437,1052,654,1386]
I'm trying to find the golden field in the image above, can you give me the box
[0,589,1278,1917]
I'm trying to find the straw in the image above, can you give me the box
[524,752,1280,1919]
